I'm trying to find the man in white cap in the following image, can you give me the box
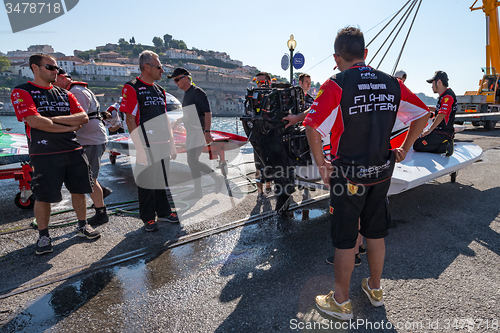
[394,70,407,82]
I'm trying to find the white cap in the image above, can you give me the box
[394,70,407,79]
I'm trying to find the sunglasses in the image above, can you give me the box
[147,63,163,70]
[174,75,186,83]
[37,63,60,71]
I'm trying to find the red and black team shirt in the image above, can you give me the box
[434,88,457,135]
[11,81,84,156]
[303,64,429,185]
[120,77,169,126]
[120,78,171,146]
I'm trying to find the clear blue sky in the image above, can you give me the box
[0,0,489,95]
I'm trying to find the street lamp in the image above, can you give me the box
[287,35,297,85]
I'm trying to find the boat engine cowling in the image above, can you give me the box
[241,83,316,211]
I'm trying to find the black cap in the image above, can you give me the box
[167,67,190,79]
[57,68,71,78]
[426,70,448,83]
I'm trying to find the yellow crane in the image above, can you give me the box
[471,0,500,75]
[457,0,500,129]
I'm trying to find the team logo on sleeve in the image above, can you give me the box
[444,97,449,103]
[329,206,334,214]
[316,89,324,99]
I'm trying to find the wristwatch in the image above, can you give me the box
[204,130,210,133]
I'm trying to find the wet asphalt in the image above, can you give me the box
[0,125,499,333]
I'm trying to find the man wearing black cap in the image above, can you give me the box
[170,67,224,200]
[413,70,456,156]
[54,68,111,226]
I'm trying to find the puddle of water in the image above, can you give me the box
[2,205,329,331]
[293,208,327,220]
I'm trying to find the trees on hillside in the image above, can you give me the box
[152,37,164,47]
[163,34,172,48]
[0,56,11,72]
[118,38,129,47]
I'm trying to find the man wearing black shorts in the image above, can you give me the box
[304,27,429,320]
[11,53,100,255]
[413,71,456,156]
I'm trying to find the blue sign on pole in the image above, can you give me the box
[293,53,305,70]
[281,54,290,71]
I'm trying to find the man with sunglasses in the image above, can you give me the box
[11,53,100,255]
[54,68,111,227]
[170,67,224,200]
[120,50,179,232]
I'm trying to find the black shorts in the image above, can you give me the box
[30,150,94,203]
[329,176,391,249]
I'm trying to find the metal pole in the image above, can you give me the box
[290,49,294,85]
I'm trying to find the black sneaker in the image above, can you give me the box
[355,253,362,266]
[102,186,113,199]
[144,220,158,232]
[157,212,179,223]
[359,244,366,255]
[35,236,53,255]
[87,207,109,226]
[326,255,334,265]
[77,224,101,239]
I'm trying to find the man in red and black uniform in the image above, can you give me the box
[120,50,179,232]
[304,27,429,320]
[413,70,456,156]
[11,53,100,255]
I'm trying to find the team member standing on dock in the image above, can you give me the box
[11,53,100,255]
[54,68,111,226]
[304,27,429,320]
[120,51,179,232]
[170,67,224,200]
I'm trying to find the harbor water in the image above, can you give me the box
[0,115,246,136]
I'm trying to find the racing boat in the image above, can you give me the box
[241,83,483,211]
[0,123,29,165]
[0,122,33,209]
[106,93,248,172]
